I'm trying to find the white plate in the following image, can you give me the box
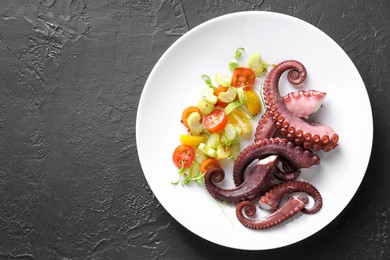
[136,11,373,250]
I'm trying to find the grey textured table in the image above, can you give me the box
[0,1,389,259]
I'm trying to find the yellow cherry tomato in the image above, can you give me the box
[227,108,252,136]
[244,90,262,116]
[179,134,207,148]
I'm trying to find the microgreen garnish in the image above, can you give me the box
[172,161,206,186]
[171,163,186,185]
[201,74,215,89]
[229,47,245,71]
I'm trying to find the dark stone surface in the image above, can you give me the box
[0,0,389,259]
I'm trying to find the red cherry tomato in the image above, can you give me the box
[204,110,227,133]
[231,68,256,90]
[172,145,195,168]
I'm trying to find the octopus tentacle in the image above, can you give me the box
[236,195,308,229]
[273,171,300,182]
[204,156,279,204]
[255,90,327,142]
[273,168,301,181]
[241,158,300,182]
[263,60,339,151]
[233,138,320,187]
[255,111,277,141]
[283,90,326,119]
[268,158,301,181]
[259,180,323,214]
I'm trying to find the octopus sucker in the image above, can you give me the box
[294,139,303,145]
[204,156,279,204]
[262,60,339,151]
[236,196,308,230]
[322,135,330,144]
[280,128,288,136]
[295,130,303,138]
[232,138,320,187]
[303,142,311,150]
[259,180,323,214]
[331,134,339,143]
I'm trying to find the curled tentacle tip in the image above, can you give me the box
[298,195,309,205]
[206,166,225,183]
[244,206,256,217]
[288,69,301,81]
[237,201,256,217]
[287,68,307,86]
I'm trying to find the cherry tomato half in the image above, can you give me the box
[231,68,256,90]
[172,145,195,168]
[244,90,262,116]
[181,106,202,129]
[204,109,227,133]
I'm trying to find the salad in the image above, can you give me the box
[172,48,270,185]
